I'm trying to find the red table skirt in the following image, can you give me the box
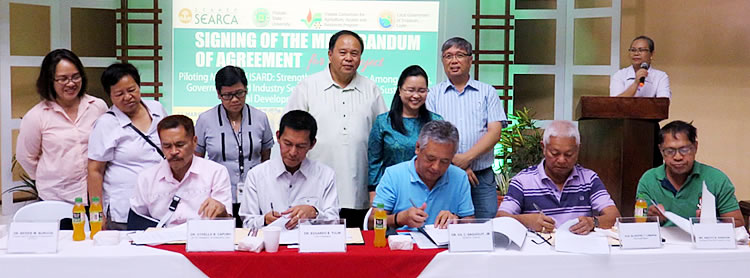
[153,231,443,278]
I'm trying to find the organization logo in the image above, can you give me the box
[253,8,270,27]
[178,8,192,24]
[378,11,394,29]
[301,9,322,29]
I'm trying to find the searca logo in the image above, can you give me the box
[179,8,240,25]
[301,9,322,29]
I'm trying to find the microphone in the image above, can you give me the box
[639,62,650,86]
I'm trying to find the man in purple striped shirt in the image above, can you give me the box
[497,120,620,235]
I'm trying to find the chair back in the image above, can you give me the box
[13,201,89,231]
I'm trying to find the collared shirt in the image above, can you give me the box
[636,161,740,227]
[427,78,507,171]
[499,160,616,227]
[609,66,671,98]
[195,104,274,203]
[367,112,442,189]
[130,156,232,227]
[238,157,340,229]
[285,66,387,209]
[15,94,108,205]
[373,157,474,228]
[88,100,168,223]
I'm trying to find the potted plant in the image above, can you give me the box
[2,155,39,201]
[495,107,544,203]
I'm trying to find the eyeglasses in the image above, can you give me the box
[442,53,470,61]
[54,74,82,84]
[628,48,650,54]
[219,89,247,100]
[400,87,428,95]
[661,145,695,157]
[530,230,552,245]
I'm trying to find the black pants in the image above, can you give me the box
[340,208,368,229]
[233,203,242,228]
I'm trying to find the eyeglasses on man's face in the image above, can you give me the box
[442,53,470,61]
[660,145,695,157]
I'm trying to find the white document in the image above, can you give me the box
[411,231,438,249]
[268,215,291,228]
[421,226,449,247]
[492,217,527,249]
[664,211,693,235]
[128,223,188,245]
[280,229,299,245]
[700,181,717,224]
[554,219,610,254]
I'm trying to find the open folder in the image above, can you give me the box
[415,217,528,249]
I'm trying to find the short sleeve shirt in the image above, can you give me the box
[195,104,274,203]
[636,161,740,226]
[609,66,671,98]
[88,100,168,222]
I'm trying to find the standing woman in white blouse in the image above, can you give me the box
[194,65,275,227]
[87,63,168,230]
[610,35,671,98]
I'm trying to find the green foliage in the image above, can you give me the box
[496,107,544,194]
[3,155,39,199]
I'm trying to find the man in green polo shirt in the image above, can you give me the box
[636,120,744,227]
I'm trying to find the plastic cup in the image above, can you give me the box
[263,226,281,253]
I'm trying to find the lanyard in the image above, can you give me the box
[218,104,252,176]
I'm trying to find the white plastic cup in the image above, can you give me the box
[263,226,281,253]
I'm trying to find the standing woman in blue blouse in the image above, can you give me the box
[367,65,442,203]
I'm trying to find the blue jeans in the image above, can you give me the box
[471,167,499,219]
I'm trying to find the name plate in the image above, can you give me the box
[7,222,59,254]
[618,222,662,249]
[692,223,736,249]
[186,219,235,252]
[448,222,494,252]
[298,224,346,253]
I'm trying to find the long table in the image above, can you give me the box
[2,228,748,278]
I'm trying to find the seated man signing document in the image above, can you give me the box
[497,120,620,235]
[371,120,474,229]
[130,115,232,227]
[239,110,340,230]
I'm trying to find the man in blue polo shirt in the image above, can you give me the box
[371,121,474,229]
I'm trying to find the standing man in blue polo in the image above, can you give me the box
[426,37,506,219]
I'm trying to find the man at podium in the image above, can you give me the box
[610,36,671,98]
[636,121,745,227]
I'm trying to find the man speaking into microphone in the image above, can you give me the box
[610,36,671,98]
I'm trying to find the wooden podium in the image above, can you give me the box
[576,97,669,217]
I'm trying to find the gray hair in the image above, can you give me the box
[417,120,460,153]
[542,120,580,145]
[441,37,473,56]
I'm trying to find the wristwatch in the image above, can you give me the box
[592,216,599,229]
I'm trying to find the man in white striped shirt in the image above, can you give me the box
[426,37,507,219]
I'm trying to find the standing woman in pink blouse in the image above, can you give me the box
[15,49,108,205]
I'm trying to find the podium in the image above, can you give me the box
[576,97,669,217]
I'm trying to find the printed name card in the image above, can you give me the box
[298,224,346,253]
[691,222,736,249]
[618,222,662,249]
[448,221,494,252]
[186,219,235,252]
[7,222,59,254]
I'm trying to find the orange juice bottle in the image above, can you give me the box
[89,196,103,239]
[634,198,648,223]
[72,197,86,241]
[373,203,387,248]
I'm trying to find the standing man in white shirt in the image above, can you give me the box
[239,110,339,230]
[130,115,232,228]
[610,35,671,98]
[286,30,387,228]
[427,37,506,219]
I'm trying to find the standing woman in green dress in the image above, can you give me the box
[367,65,442,203]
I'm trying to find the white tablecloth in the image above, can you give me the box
[0,230,206,278]
[420,227,750,277]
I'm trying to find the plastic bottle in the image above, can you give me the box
[634,198,648,223]
[89,196,103,239]
[373,203,387,248]
[72,197,86,241]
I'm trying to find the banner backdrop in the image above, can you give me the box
[172,0,440,128]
